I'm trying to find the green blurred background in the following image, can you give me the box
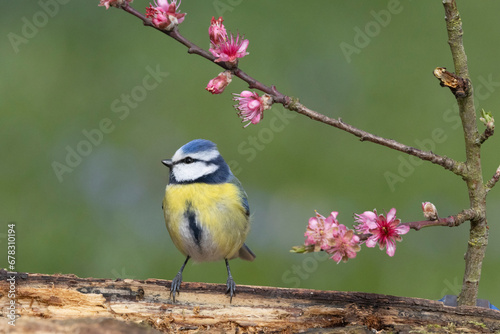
[2,0,499,305]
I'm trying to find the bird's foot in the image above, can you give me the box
[170,272,183,302]
[226,274,236,303]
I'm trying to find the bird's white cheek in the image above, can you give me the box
[173,162,219,182]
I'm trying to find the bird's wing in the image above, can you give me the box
[228,174,250,216]
[228,174,256,261]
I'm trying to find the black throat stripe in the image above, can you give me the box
[185,203,202,247]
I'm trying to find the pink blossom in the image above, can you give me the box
[354,210,378,234]
[209,16,227,47]
[146,0,185,31]
[210,32,249,65]
[325,224,361,264]
[361,208,410,257]
[233,91,272,127]
[98,0,132,9]
[304,211,339,252]
[206,71,232,95]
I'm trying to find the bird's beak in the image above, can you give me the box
[162,159,173,168]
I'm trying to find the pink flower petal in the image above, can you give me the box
[365,236,377,248]
[386,208,397,222]
[251,113,262,124]
[395,224,410,235]
[331,252,343,264]
[355,210,377,224]
[247,99,261,110]
[385,240,396,257]
[237,38,249,54]
[239,90,254,98]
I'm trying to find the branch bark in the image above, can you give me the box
[442,0,489,307]
[478,127,495,145]
[2,271,499,333]
[285,102,465,175]
[403,208,476,231]
[485,166,500,193]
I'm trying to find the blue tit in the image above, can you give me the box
[161,139,255,302]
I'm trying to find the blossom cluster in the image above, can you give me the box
[99,1,272,128]
[302,211,361,264]
[293,208,410,263]
[208,16,249,66]
[204,17,270,127]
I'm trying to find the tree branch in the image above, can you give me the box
[403,208,476,231]
[442,0,488,307]
[117,3,466,177]
[355,208,476,242]
[443,1,470,79]
[286,101,465,175]
[485,166,500,193]
[478,127,495,145]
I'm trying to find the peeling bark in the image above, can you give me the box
[1,271,499,333]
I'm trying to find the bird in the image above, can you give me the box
[161,139,256,302]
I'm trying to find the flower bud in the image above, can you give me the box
[480,109,495,131]
[146,0,185,31]
[422,202,439,221]
[209,16,227,47]
[205,71,232,95]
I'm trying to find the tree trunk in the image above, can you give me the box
[1,270,499,333]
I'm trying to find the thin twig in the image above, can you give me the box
[478,127,495,145]
[286,102,465,175]
[355,209,476,242]
[485,166,500,193]
[117,3,466,177]
[403,208,476,231]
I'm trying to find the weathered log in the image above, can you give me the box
[0,270,499,333]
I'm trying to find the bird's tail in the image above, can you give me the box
[238,243,256,261]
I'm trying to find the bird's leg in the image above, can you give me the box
[225,259,236,303]
[171,255,190,302]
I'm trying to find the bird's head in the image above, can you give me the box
[162,139,232,184]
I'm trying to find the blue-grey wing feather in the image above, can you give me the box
[228,174,250,216]
[228,174,255,261]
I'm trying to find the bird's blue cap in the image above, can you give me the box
[180,139,217,154]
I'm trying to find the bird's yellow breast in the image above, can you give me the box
[163,183,249,262]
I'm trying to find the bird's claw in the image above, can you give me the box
[226,274,236,303]
[170,272,183,302]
